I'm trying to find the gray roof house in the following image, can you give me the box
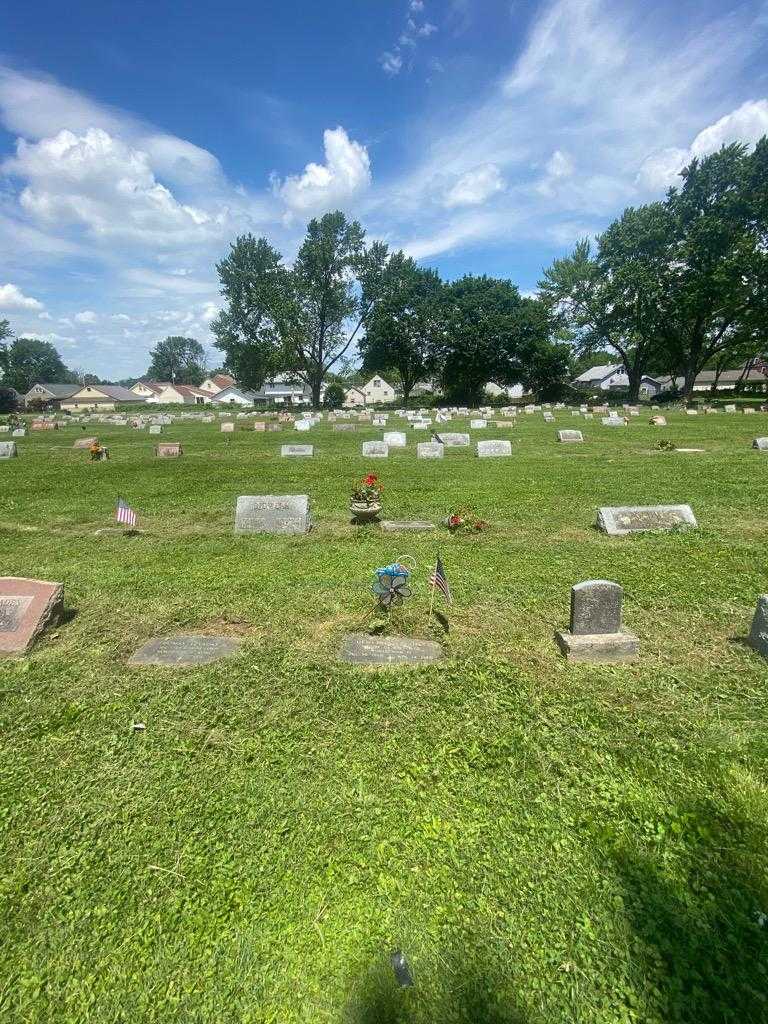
[23,382,80,407]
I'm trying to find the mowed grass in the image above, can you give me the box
[1,409,767,1024]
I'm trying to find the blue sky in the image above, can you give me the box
[1,0,767,378]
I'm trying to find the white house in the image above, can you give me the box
[342,386,366,408]
[153,383,211,405]
[361,375,396,405]
[572,364,665,397]
[211,385,260,406]
[130,380,170,403]
[60,384,146,412]
[252,373,321,405]
[199,373,235,396]
[23,383,80,408]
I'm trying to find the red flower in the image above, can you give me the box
[364,474,378,485]
[449,514,462,526]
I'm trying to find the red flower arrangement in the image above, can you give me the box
[352,473,384,503]
[442,508,489,533]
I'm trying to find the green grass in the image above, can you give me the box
[1,409,767,1023]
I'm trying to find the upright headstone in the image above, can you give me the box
[470,419,487,429]
[148,425,162,435]
[557,430,583,443]
[0,577,64,658]
[747,595,768,659]
[417,442,444,458]
[383,431,407,448]
[155,443,182,458]
[602,416,626,427]
[752,438,768,451]
[596,504,697,535]
[477,440,512,457]
[438,432,470,447]
[334,424,356,432]
[649,416,667,426]
[555,580,639,662]
[235,495,311,535]
[221,422,235,433]
[362,441,389,457]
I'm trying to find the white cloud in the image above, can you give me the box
[0,282,44,311]
[277,127,371,215]
[637,99,768,191]
[111,313,131,322]
[690,98,768,157]
[380,51,403,75]
[74,309,98,323]
[443,164,505,207]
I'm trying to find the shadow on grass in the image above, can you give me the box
[346,954,533,1024]
[612,799,768,1023]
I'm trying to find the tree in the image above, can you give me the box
[0,387,19,414]
[213,212,390,407]
[436,276,553,403]
[324,382,345,409]
[147,336,206,385]
[358,253,444,407]
[539,203,671,402]
[1,337,71,394]
[653,140,768,398]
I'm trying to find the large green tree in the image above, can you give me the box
[213,211,390,407]
[1,336,72,394]
[539,203,670,402]
[358,253,444,407]
[436,275,556,403]
[653,140,768,397]
[146,336,206,385]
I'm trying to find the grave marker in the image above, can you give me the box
[281,444,313,457]
[596,504,697,536]
[0,577,64,658]
[417,442,444,458]
[235,495,310,535]
[555,580,639,662]
[383,431,407,448]
[129,634,242,668]
[362,441,389,457]
[558,430,583,443]
[155,443,182,458]
[0,441,17,459]
[438,432,470,447]
[477,439,512,457]
[339,633,443,665]
[748,595,768,659]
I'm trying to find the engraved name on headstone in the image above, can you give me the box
[281,444,313,456]
[477,439,512,457]
[235,495,311,535]
[362,441,389,457]
[558,430,583,443]
[596,504,697,536]
[417,442,444,458]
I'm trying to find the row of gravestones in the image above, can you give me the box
[4,570,768,667]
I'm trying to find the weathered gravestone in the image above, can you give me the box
[0,441,17,459]
[156,443,182,458]
[602,416,626,427]
[339,633,443,666]
[0,577,64,658]
[128,634,242,668]
[582,413,594,421]
[558,430,583,443]
[281,444,313,457]
[438,432,470,447]
[724,404,737,413]
[334,424,356,432]
[148,425,162,435]
[362,441,389,457]
[596,504,697,536]
[470,419,487,429]
[221,422,235,432]
[744,408,756,415]
[235,495,310,535]
[253,421,266,431]
[295,420,312,432]
[477,440,512,457]
[266,423,281,432]
[417,442,444,459]
[383,431,407,448]
[752,438,768,451]
[649,416,667,426]
[747,595,768,659]
[555,580,639,662]
[73,437,98,448]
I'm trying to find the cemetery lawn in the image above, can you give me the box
[2,410,768,1024]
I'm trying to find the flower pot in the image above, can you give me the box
[351,501,382,523]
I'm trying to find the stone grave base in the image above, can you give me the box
[0,577,64,658]
[339,633,443,666]
[380,520,435,532]
[555,629,639,663]
[128,634,242,668]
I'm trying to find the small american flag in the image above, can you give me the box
[116,496,137,528]
[429,554,452,604]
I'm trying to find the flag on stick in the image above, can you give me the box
[116,496,137,528]
[429,554,452,605]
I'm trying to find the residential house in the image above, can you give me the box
[23,383,80,408]
[154,383,211,405]
[199,373,235,396]
[361,375,396,404]
[130,380,171,402]
[572,365,665,396]
[60,384,147,411]
[252,373,320,405]
[211,385,260,406]
[654,364,768,393]
[342,385,366,408]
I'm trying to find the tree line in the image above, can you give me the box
[212,139,767,404]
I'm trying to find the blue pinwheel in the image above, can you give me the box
[372,562,413,610]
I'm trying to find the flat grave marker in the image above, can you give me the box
[477,439,512,457]
[129,634,242,668]
[339,633,443,666]
[155,443,182,458]
[235,495,310,535]
[596,504,697,536]
[281,444,313,457]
